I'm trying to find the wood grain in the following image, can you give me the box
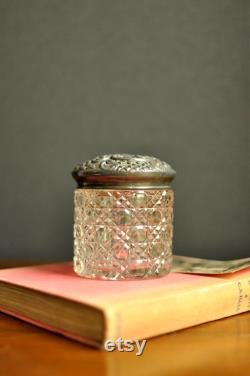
[0,261,249,376]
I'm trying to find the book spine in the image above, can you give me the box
[104,275,250,341]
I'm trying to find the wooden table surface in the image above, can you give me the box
[0,261,249,376]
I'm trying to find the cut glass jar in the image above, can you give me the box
[72,154,176,280]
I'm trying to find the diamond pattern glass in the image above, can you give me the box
[73,189,174,280]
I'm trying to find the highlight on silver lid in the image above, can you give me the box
[72,154,176,189]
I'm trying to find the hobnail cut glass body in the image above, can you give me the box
[73,188,174,280]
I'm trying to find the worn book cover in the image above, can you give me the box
[0,258,249,347]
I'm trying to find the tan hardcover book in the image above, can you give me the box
[0,259,249,347]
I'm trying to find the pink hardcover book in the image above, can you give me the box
[0,262,249,347]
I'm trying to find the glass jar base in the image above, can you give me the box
[73,258,172,281]
[73,188,174,281]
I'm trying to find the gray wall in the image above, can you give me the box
[0,0,249,261]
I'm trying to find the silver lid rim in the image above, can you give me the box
[72,154,176,188]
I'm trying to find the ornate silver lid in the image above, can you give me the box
[72,154,176,189]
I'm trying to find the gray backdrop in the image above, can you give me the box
[0,0,249,261]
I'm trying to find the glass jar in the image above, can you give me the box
[72,154,175,280]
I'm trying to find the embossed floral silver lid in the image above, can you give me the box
[72,154,176,189]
